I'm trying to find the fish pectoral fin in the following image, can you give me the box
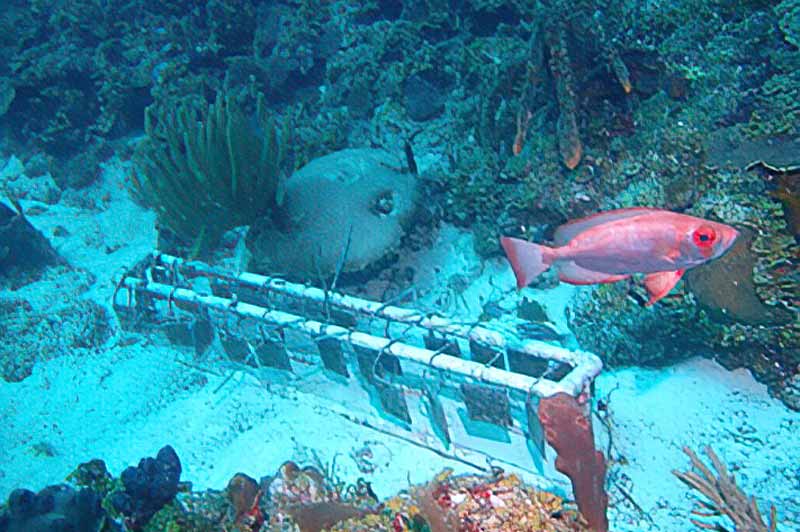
[557,262,630,285]
[643,269,685,306]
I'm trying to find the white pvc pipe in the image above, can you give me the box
[154,253,602,394]
[121,276,570,397]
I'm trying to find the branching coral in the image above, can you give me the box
[133,89,288,254]
[673,446,777,532]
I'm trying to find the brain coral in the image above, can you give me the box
[246,148,419,279]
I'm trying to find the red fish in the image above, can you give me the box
[501,207,740,306]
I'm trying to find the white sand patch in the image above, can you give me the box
[17,156,156,304]
[596,358,799,530]
[0,341,480,500]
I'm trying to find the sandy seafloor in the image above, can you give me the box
[1,155,798,531]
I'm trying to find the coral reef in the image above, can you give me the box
[3,0,150,157]
[568,135,800,405]
[0,0,633,259]
[0,0,267,159]
[745,0,800,139]
[6,443,783,532]
[554,2,800,410]
[0,446,592,532]
[348,469,590,532]
[0,447,181,532]
[0,0,797,408]
[179,462,591,532]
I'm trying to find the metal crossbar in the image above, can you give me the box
[113,252,603,482]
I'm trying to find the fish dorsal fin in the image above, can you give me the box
[554,207,663,246]
[643,269,685,306]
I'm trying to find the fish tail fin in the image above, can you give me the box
[500,237,554,289]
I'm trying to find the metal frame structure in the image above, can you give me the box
[113,253,603,484]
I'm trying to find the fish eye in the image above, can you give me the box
[692,226,716,247]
